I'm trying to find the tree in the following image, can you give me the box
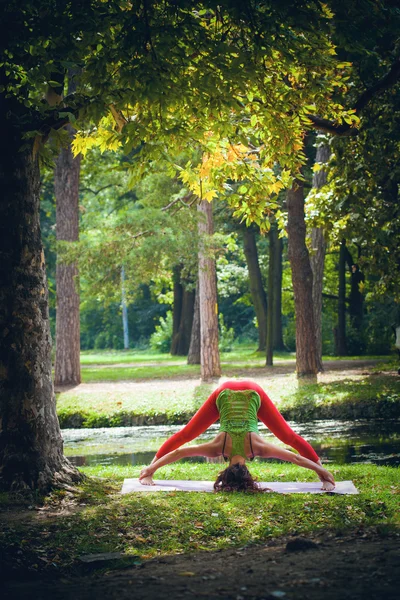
[54,124,82,386]
[287,181,319,380]
[187,282,201,365]
[2,0,385,490]
[272,232,285,351]
[242,226,267,352]
[309,141,330,370]
[171,265,195,356]
[197,200,221,380]
[336,240,348,356]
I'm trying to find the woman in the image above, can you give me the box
[139,380,335,491]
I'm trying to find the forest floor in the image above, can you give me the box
[3,528,400,600]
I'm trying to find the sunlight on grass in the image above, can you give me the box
[2,464,398,575]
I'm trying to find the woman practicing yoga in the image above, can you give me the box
[139,380,335,492]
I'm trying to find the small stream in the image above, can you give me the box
[63,419,400,467]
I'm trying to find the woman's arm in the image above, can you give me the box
[258,441,335,488]
[139,441,220,485]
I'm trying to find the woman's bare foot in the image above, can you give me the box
[139,475,155,486]
[321,480,335,492]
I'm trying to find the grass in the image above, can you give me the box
[77,347,390,383]
[1,463,399,578]
[79,345,295,367]
[279,374,400,421]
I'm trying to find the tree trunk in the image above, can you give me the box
[310,142,330,371]
[344,247,365,332]
[176,287,195,355]
[286,181,319,381]
[54,122,82,386]
[272,229,285,351]
[242,226,267,351]
[0,122,81,491]
[266,226,276,366]
[187,281,200,364]
[121,266,129,349]
[336,240,348,355]
[170,265,184,355]
[197,200,221,380]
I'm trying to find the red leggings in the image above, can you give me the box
[155,380,319,463]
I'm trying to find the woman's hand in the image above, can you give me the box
[139,466,155,485]
[319,467,335,490]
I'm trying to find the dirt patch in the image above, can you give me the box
[57,359,385,396]
[3,529,399,600]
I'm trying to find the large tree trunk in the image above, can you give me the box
[336,240,348,355]
[266,226,276,366]
[243,226,267,351]
[272,229,285,351]
[54,122,82,386]
[310,142,330,371]
[287,181,319,381]
[0,123,81,491]
[197,200,221,380]
[187,281,200,364]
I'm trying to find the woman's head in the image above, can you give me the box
[213,463,263,493]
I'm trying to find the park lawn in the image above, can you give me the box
[1,463,399,577]
[78,346,296,382]
[79,345,293,367]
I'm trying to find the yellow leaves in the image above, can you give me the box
[203,190,217,202]
[72,126,122,158]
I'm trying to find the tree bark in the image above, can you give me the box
[54,122,82,386]
[242,226,267,351]
[187,281,200,364]
[176,287,195,355]
[310,142,330,371]
[0,121,81,491]
[336,240,348,355]
[121,266,129,349]
[266,226,276,366]
[170,265,184,355]
[197,200,221,380]
[272,229,285,351]
[287,181,319,380]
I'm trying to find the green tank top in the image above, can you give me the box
[216,389,261,459]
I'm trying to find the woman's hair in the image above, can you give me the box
[213,463,264,493]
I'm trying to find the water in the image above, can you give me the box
[63,419,400,467]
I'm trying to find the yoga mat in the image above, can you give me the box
[121,479,358,495]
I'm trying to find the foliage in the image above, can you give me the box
[149,311,173,354]
[218,314,235,353]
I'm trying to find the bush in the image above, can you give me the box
[218,314,235,352]
[149,311,173,353]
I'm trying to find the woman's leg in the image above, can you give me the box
[255,384,319,463]
[155,388,220,458]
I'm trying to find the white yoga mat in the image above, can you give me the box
[121,479,358,495]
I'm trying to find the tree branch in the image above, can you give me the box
[309,56,400,136]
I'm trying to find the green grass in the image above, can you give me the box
[279,374,400,421]
[1,463,398,577]
[78,344,295,367]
